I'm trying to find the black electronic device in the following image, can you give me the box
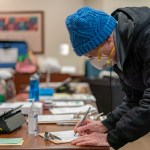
[0,105,26,133]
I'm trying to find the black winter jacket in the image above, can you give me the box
[102,7,150,149]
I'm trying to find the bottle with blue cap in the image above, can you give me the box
[29,73,39,102]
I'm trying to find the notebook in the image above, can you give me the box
[0,138,24,146]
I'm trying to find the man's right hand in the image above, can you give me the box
[74,119,108,135]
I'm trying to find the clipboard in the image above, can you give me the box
[39,130,78,144]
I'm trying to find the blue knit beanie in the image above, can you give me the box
[66,7,117,56]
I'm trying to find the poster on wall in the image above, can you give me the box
[0,11,44,54]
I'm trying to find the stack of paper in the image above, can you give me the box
[0,138,24,146]
[40,101,84,108]
[54,101,84,107]
[56,93,96,101]
[0,102,43,115]
[40,93,96,102]
[39,130,78,144]
[49,104,96,114]
[38,114,79,124]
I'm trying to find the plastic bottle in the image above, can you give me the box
[0,78,6,102]
[28,99,39,136]
[6,79,16,99]
[29,73,39,101]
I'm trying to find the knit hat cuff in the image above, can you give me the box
[74,36,103,56]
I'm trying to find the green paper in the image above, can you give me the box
[0,95,5,102]
[0,138,23,144]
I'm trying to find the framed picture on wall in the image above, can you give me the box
[0,11,44,54]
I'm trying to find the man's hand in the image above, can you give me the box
[74,119,108,135]
[71,132,109,146]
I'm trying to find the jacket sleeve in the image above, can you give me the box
[102,99,133,131]
[105,33,150,149]
[107,92,150,149]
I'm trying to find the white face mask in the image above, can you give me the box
[89,56,116,70]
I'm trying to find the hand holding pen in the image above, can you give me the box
[74,107,91,136]
[74,109,108,136]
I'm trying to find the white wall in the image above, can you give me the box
[85,0,150,14]
[0,0,86,74]
[1,0,150,74]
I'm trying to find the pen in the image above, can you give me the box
[57,122,76,126]
[45,131,62,141]
[74,107,91,136]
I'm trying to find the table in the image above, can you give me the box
[0,122,109,150]
[14,72,85,94]
[0,93,109,150]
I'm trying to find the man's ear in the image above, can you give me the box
[106,34,113,45]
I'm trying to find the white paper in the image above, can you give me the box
[0,48,18,63]
[49,130,78,142]
[54,101,84,107]
[38,114,78,123]
[40,94,96,102]
[50,104,96,114]
[0,102,43,115]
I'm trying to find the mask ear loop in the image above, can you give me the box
[98,46,101,61]
[106,47,115,65]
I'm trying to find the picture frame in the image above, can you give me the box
[0,11,44,54]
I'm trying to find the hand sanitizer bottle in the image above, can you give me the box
[28,99,39,136]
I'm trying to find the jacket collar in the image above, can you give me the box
[113,28,125,71]
[112,7,150,71]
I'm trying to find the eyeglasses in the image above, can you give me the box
[84,47,100,58]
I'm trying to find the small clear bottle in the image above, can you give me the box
[28,99,39,136]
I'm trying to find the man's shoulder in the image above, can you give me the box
[112,7,150,15]
[111,7,150,22]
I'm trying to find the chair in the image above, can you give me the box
[84,60,101,78]
[88,78,125,114]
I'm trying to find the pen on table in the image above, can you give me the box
[94,112,104,120]
[74,107,91,136]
